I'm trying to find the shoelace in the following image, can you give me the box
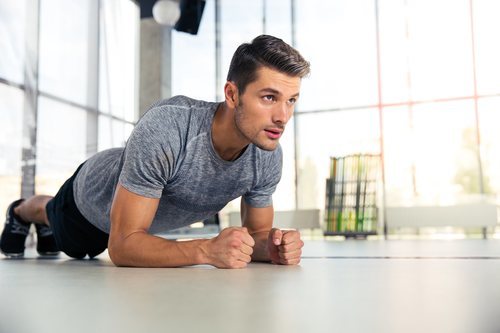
[36,225,53,237]
[10,219,30,235]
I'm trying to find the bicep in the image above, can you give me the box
[241,199,274,234]
[109,184,160,242]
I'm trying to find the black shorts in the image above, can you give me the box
[45,163,109,259]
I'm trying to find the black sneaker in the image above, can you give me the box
[35,224,60,256]
[0,199,31,258]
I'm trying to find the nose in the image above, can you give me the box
[272,102,292,125]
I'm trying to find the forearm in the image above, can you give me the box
[249,230,271,262]
[108,231,210,268]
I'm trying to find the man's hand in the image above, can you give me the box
[203,227,255,269]
[267,228,304,265]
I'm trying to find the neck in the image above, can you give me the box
[212,102,249,161]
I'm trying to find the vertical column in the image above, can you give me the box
[215,0,221,101]
[139,18,162,117]
[374,0,388,238]
[139,18,172,117]
[262,0,267,34]
[468,0,487,238]
[20,0,40,199]
[291,0,298,209]
[86,0,100,157]
[161,25,173,101]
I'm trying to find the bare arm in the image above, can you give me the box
[241,199,274,262]
[108,184,254,268]
[108,184,207,267]
[241,199,304,265]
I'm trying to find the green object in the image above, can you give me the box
[324,154,380,236]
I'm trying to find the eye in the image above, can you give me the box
[288,97,297,105]
[263,95,276,102]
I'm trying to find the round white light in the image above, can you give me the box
[152,0,181,26]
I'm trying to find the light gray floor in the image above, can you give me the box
[1,239,500,333]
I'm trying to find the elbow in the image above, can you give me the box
[107,229,148,267]
[107,239,128,267]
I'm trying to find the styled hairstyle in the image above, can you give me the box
[226,35,310,94]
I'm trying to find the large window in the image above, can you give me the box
[293,0,500,215]
[296,0,379,111]
[0,85,24,217]
[168,0,500,234]
[3,1,495,234]
[383,101,482,206]
[172,0,216,101]
[0,0,139,221]
[377,0,498,210]
[478,97,500,195]
[99,0,139,122]
[0,1,27,218]
[36,98,88,195]
[0,1,26,84]
[39,0,93,106]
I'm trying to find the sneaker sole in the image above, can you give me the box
[1,250,25,258]
[37,251,60,256]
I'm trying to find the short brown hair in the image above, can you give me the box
[226,35,310,94]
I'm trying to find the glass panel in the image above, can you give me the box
[99,0,139,122]
[0,84,23,223]
[220,0,263,94]
[404,0,473,101]
[264,0,292,43]
[381,106,416,205]
[473,0,500,95]
[98,116,134,152]
[172,0,216,102]
[39,0,93,105]
[0,1,26,84]
[296,109,380,210]
[378,0,411,104]
[477,97,500,201]
[295,0,378,111]
[36,97,87,195]
[384,100,480,206]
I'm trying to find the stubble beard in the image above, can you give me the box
[234,103,279,152]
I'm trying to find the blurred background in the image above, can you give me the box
[1,0,499,240]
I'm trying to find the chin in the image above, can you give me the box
[254,140,279,151]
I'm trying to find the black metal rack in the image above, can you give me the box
[324,154,380,238]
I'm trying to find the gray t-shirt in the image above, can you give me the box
[73,95,282,234]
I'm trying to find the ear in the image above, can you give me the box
[224,81,239,109]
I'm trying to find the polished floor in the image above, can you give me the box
[1,239,500,333]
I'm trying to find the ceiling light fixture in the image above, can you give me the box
[152,0,181,26]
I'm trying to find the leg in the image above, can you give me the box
[1,195,59,257]
[14,195,53,226]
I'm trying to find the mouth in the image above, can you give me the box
[264,128,283,140]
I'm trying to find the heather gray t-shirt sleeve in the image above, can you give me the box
[118,106,181,198]
[243,145,282,208]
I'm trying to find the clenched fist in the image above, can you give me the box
[267,228,304,265]
[205,227,255,269]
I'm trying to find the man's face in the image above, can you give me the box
[233,66,301,151]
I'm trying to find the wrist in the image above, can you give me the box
[195,238,212,265]
[249,232,271,262]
